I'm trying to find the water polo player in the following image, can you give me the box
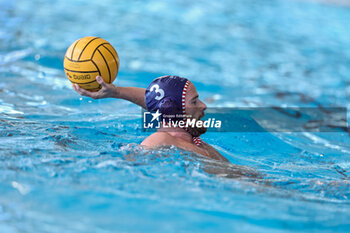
[73,75,229,162]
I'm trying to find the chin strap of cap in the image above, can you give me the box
[192,136,202,146]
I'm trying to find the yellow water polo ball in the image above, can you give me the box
[63,36,119,92]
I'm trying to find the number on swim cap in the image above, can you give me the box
[150,84,165,100]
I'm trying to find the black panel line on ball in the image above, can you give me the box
[77,37,99,61]
[90,43,109,60]
[75,79,100,85]
[91,59,101,76]
[97,49,111,83]
[102,44,118,71]
[71,38,82,61]
[64,68,99,73]
[65,56,90,62]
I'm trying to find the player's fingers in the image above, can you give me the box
[72,83,81,93]
[74,84,92,97]
[72,84,80,93]
[96,76,108,88]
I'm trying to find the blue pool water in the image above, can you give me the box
[1,0,350,232]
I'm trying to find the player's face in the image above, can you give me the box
[185,83,207,120]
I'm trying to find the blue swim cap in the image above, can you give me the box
[145,75,190,118]
[145,75,203,146]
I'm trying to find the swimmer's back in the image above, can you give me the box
[141,132,178,147]
[141,132,203,155]
[141,132,229,162]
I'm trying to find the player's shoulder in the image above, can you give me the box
[141,132,177,147]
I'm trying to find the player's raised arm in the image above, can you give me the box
[73,76,146,109]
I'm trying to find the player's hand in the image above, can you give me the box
[72,76,119,99]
